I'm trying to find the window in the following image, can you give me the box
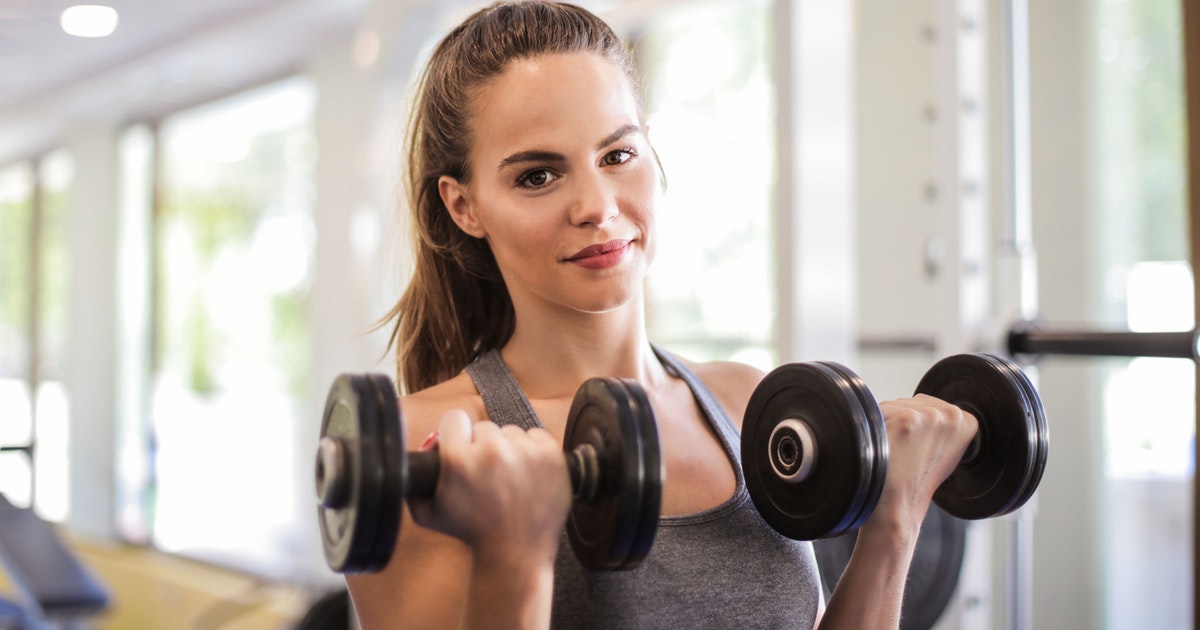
[0,151,73,521]
[0,163,35,506]
[1094,0,1191,626]
[638,0,778,368]
[145,77,317,577]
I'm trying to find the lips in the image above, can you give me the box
[565,239,632,269]
[567,239,630,261]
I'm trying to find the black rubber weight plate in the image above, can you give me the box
[915,354,1040,520]
[318,374,383,573]
[364,373,405,570]
[564,378,662,570]
[742,362,879,540]
[814,361,889,533]
[611,378,663,570]
[987,355,1048,511]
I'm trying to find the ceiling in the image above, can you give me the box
[0,0,368,161]
[0,0,668,162]
[2,0,266,107]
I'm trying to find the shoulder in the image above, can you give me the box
[672,355,766,432]
[400,371,488,441]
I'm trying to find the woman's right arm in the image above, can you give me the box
[345,505,471,629]
[345,397,571,630]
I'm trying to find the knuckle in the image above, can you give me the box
[886,407,921,435]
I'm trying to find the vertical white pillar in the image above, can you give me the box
[932,0,990,357]
[930,4,999,628]
[996,3,1040,629]
[774,0,858,365]
[65,123,120,539]
[1026,0,1104,627]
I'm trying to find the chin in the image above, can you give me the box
[575,286,642,315]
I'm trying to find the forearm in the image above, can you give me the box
[460,549,556,630]
[818,514,920,630]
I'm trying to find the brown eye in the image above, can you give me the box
[517,168,557,189]
[602,149,635,166]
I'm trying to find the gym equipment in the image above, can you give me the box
[0,493,110,627]
[742,353,1048,540]
[1007,321,1200,360]
[315,373,663,574]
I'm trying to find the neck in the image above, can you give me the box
[498,298,669,399]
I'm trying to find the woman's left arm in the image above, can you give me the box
[818,395,978,629]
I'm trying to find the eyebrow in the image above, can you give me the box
[496,123,642,171]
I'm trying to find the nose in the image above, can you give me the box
[568,171,619,227]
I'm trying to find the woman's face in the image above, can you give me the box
[439,52,660,316]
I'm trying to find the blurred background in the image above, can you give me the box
[0,0,1194,628]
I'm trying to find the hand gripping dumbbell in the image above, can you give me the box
[741,353,1049,540]
[316,373,663,573]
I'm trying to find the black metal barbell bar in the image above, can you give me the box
[1007,322,1200,360]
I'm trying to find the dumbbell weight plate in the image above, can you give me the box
[365,374,406,565]
[564,378,663,570]
[613,380,663,571]
[742,362,888,540]
[914,353,1048,520]
[317,374,404,573]
[815,361,890,532]
[1000,359,1049,512]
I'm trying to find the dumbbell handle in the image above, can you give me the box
[317,436,599,508]
[405,451,439,498]
[406,446,600,501]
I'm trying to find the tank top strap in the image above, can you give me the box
[464,349,544,431]
[649,343,747,490]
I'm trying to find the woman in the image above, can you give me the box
[346,2,977,628]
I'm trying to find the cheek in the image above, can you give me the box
[486,210,557,259]
[628,169,661,231]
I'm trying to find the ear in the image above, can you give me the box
[439,175,487,238]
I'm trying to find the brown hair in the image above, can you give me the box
[383,1,637,393]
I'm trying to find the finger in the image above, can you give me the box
[880,394,955,412]
[499,424,527,441]
[525,427,558,446]
[913,393,976,419]
[890,394,979,426]
[880,396,974,427]
[471,419,503,443]
[437,409,474,447]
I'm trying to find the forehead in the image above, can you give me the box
[469,53,641,160]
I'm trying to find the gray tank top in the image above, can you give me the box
[466,347,821,629]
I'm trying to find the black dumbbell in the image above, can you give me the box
[316,373,663,573]
[741,353,1049,540]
